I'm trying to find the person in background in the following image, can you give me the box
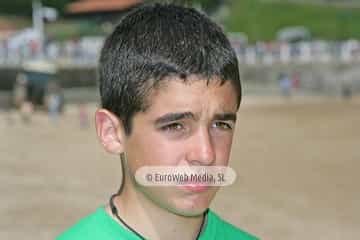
[13,73,28,110]
[45,81,63,123]
[279,72,291,97]
[78,102,89,129]
[13,73,34,123]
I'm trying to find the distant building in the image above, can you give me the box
[65,0,143,23]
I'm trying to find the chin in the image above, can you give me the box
[139,185,217,217]
[175,207,208,217]
[169,205,208,217]
[169,195,213,217]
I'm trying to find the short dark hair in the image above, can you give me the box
[99,3,241,136]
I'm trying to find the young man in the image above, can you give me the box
[57,3,258,240]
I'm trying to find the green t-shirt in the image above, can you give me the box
[56,206,258,240]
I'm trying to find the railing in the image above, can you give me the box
[1,38,360,66]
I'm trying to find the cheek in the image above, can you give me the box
[126,131,184,168]
[213,135,233,165]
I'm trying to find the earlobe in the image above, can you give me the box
[95,109,125,154]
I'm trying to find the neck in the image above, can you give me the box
[106,172,206,240]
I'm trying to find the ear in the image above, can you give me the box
[95,109,125,155]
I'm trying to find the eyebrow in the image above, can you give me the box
[213,113,237,122]
[154,112,195,125]
[154,112,237,125]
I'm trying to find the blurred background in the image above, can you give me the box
[0,0,359,239]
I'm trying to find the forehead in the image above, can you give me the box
[144,76,238,116]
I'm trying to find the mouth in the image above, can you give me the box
[179,182,210,193]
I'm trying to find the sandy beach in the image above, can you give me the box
[1,96,359,239]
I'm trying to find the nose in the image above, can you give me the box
[186,127,216,166]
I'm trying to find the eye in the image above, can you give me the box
[212,121,233,130]
[160,122,184,132]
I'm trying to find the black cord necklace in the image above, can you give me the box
[109,193,208,240]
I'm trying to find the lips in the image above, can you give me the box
[180,183,209,193]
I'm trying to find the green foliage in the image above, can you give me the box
[45,21,106,41]
[224,0,360,42]
[0,0,76,16]
[2,0,360,41]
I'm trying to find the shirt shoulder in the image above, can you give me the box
[207,210,259,240]
[56,207,118,240]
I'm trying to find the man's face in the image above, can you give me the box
[124,77,238,216]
